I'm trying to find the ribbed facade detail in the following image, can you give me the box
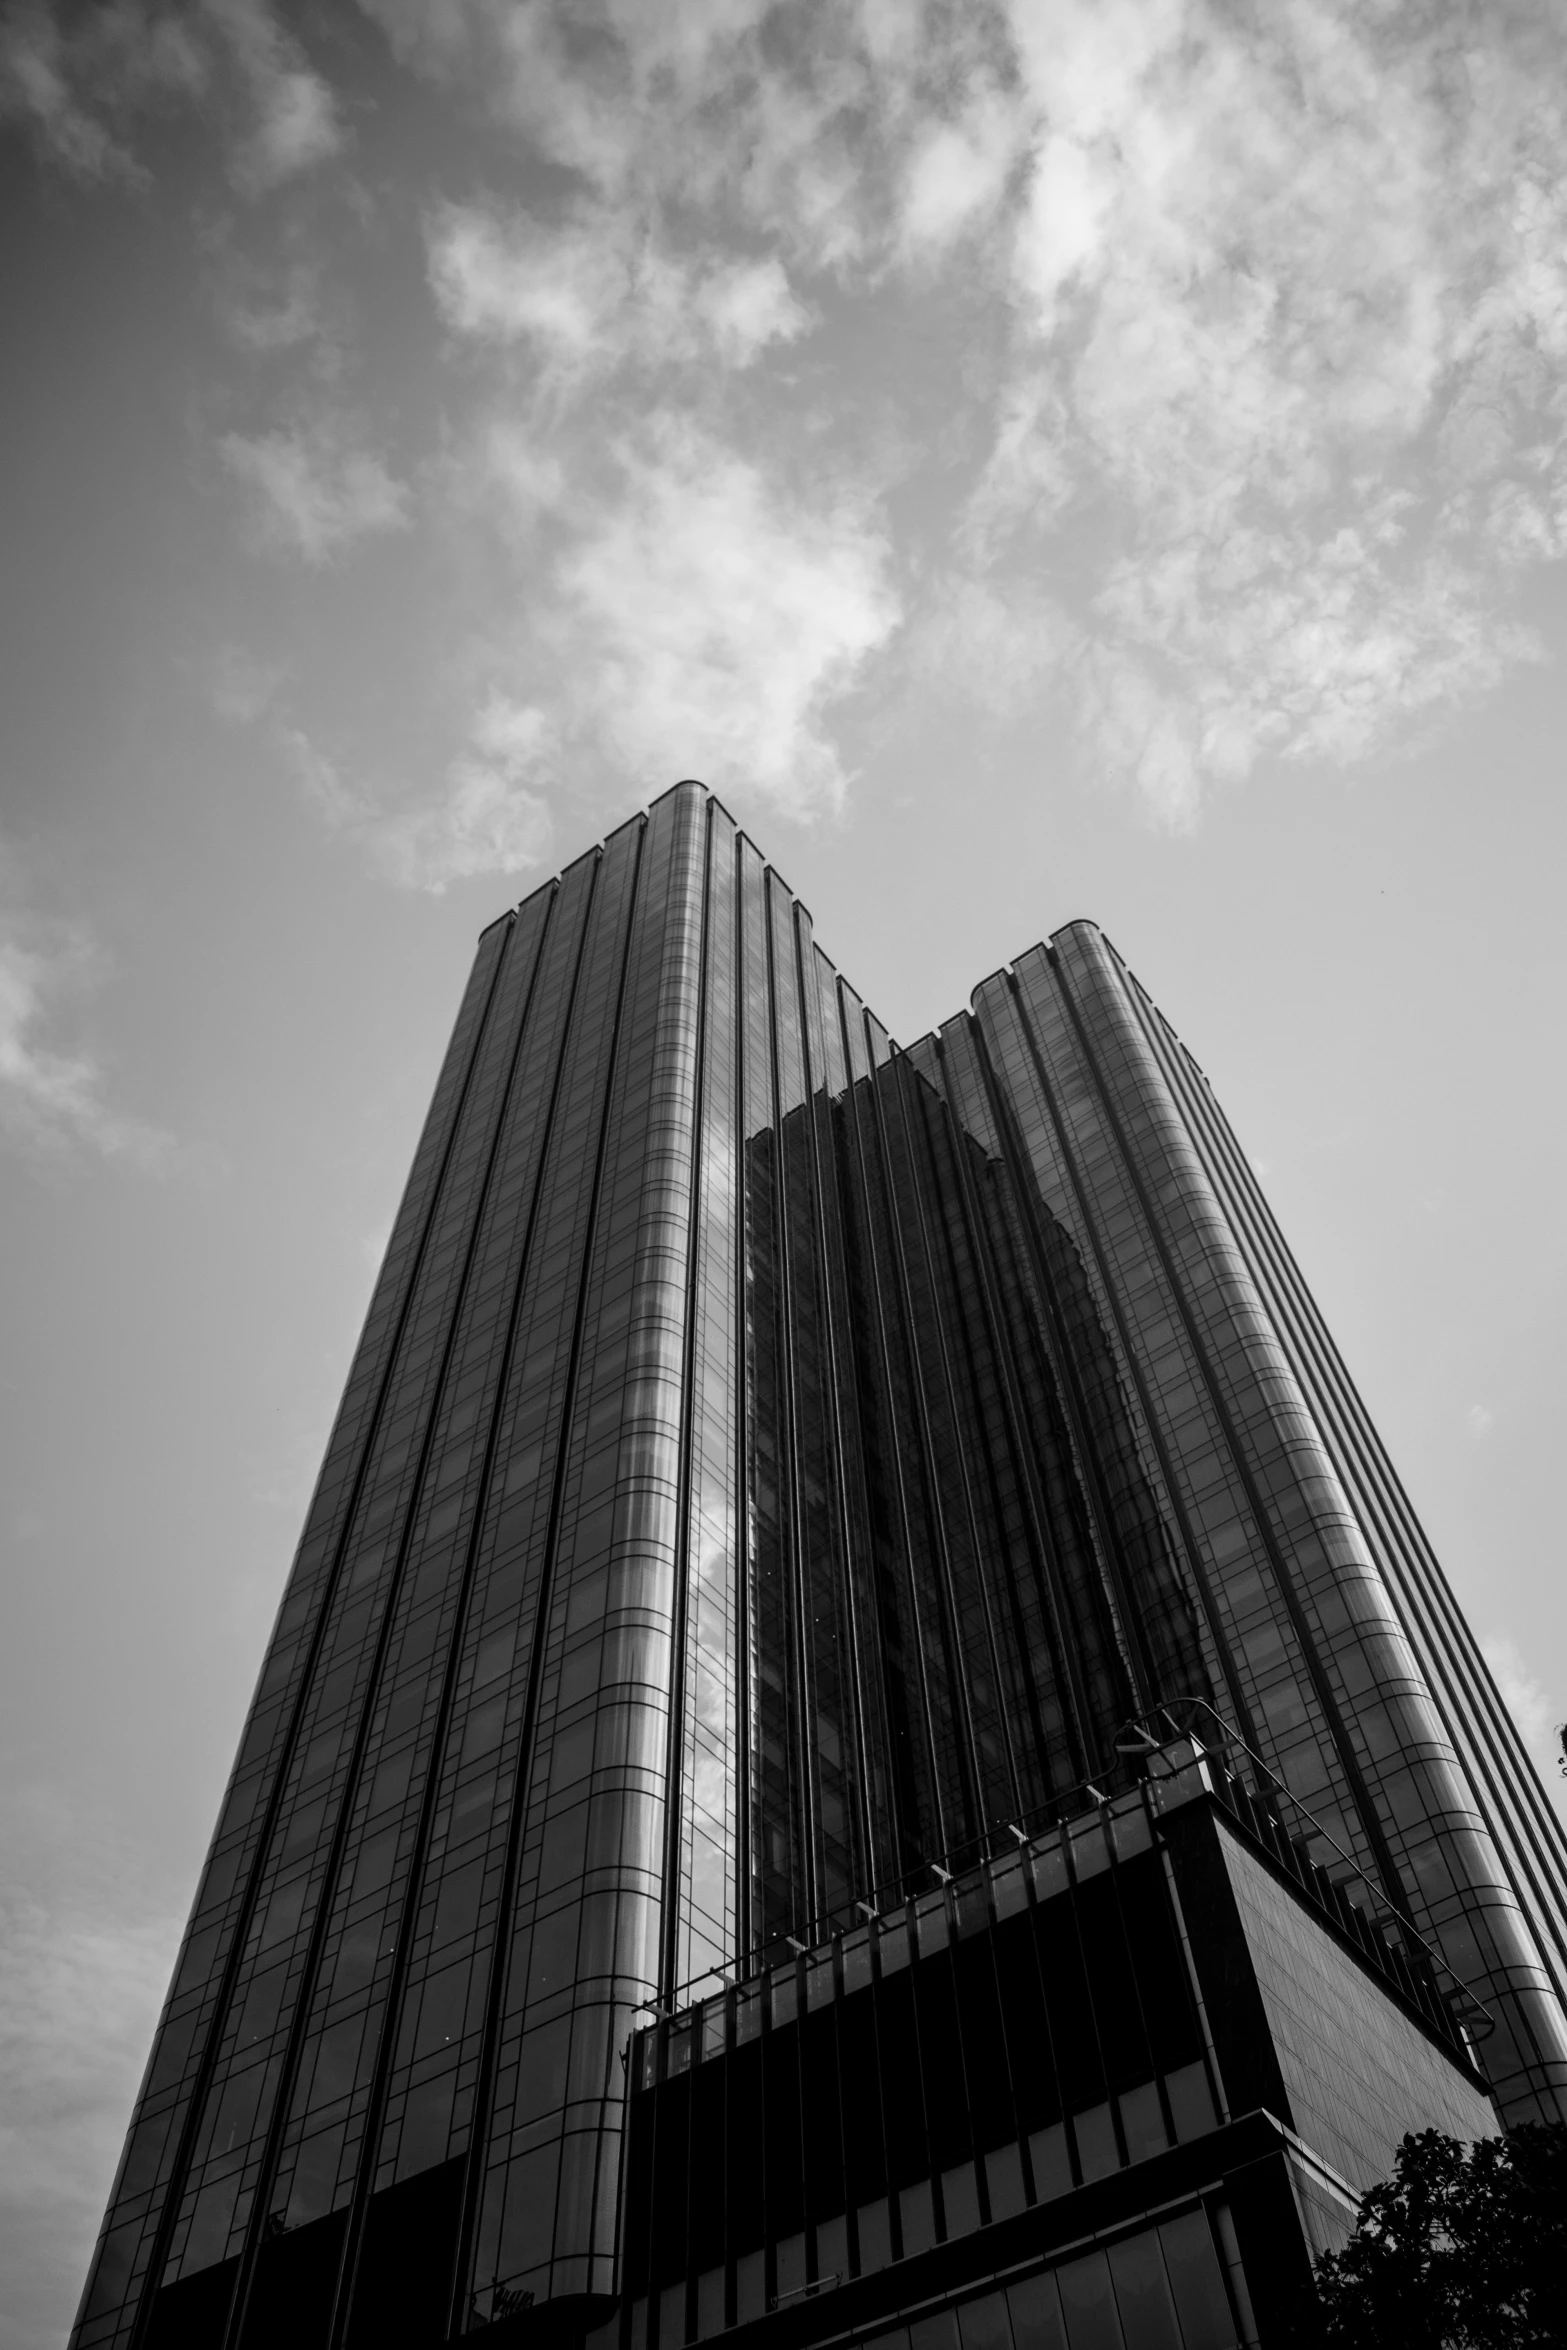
[73,782,1567,2350]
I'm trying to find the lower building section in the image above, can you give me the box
[135,1741,1496,2348]
[611,2118,1288,2350]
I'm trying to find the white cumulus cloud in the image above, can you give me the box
[285,710,553,895]
[219,425,408,562]
[0,0,340,190]
[429,202,630,362]
[518,424,901,815]
[952,0,1567,817]
[23,0,1567,827]
[208,0,342,194]
[40,0,1554,835]
[427,200,811,377]
[381,0,1567,824]
[0,858,173,1169]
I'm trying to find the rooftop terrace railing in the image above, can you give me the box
[643,1702,1493,2072]
[1141,1695,1493,2054]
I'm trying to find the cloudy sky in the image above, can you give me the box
[3,0,1566,2339]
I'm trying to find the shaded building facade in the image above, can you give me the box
[75,783,1567,2350]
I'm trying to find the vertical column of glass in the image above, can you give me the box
[148,900,544,2313]
[949,1007,1217,1779]
[834,992,952,1872]
[978,961,1355,1842]
[975,974,1247,1774]
[903,1027,1075,1823]
[971,968,1204,1723]
[671,802,741,1992]
[926,1016,1103,1806]
[879,1041,1018,1833]
[1118,955,1567,2115]
[241,886,563,2291]
[933,1011,1130,1790]
[803,954,902,1889]
[386,822,638,2325]
[343,856,600,2254]
[1050,920,1434,1782]
[800,934,895,1898]
[736,841,803,1956]
[1024,923,1474,2003]
[253,880,593,2344]
[767,883,860,1926]
[428,817,641,2318]
[70,916,519,2350]
[1053,922,1567,2115]
[468,787,705,2309]
[862,1022,985,1850]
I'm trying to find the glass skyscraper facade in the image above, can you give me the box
[76,782,1567,2350]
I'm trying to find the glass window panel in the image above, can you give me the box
[1163,2064,1217,2143]
[959,2291,1014,2350]
[1107,2233,1181,2350]
[696,2268,724,2338]
[1119,2080,1168,2163]
[1055,2251,1124,2350]
[1006,2271,1069,2350]
[941,2161,981,2237]
[855,2199,891,2275]
[910,2316,959,2350]
[986,2139,1027,2222]
[899,2177,935,2256]
[736,2251,766,2325]
[1074,2102,1120,2181]
[1029,2124,1071,2202]
[1156,2212,1236,2349]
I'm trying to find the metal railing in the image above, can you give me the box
[1126,1695,1493,2051]
[645,1696,1493,2070]
[645,1756,1147,2017]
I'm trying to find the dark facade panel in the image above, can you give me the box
[622,1756,1494,2350]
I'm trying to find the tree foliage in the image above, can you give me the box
[1305,2123,1567,2347]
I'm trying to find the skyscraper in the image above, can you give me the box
[75,783,1567,2350]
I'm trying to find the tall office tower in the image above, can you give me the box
[77,783,1567,2350]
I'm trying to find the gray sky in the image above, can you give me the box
[2,3,1565,2342]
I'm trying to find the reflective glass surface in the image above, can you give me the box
[74,786,1567,2350]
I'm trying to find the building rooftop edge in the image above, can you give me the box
[476,787,1127,1076]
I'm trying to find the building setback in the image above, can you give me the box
[75,783,1567,2350]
